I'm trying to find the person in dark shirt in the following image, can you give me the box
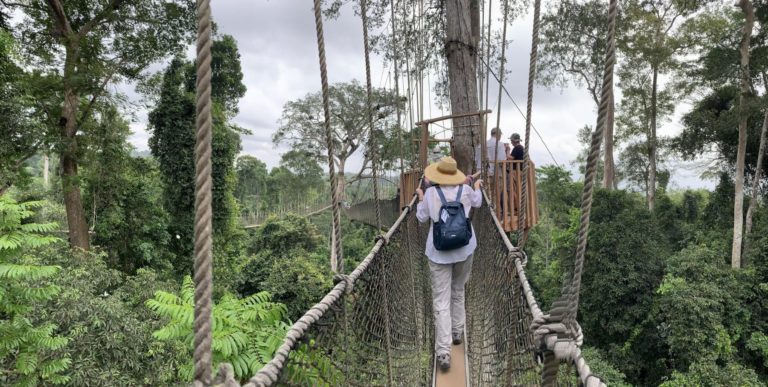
[509,133,524,161]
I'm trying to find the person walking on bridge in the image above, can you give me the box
[415,156,483,371]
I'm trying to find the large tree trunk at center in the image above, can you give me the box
[648,66,658,211]
[61,45,90,250]
[732,0,754,268]
[445,0,480,173]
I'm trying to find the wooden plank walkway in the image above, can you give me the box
[434,338,468,387]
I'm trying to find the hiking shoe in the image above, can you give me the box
[452,331,463,345]
[437,353,451,370]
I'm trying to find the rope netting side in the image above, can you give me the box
[465,192,600,386]
[466,197,538,386]
[246,201,431,386]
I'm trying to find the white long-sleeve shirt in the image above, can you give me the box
[475,138,508,175]
[416,184,483,264]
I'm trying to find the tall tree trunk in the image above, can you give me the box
[61,45,90,250]
[445,0,480,173]
[43,154,50,189]
[744,108,768,259]
[733,0,754,269]
[648,65,658,211]
[603,89,616,189]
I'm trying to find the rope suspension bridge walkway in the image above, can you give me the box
[188,0,619,383]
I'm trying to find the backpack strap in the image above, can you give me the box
[456,185,463,202]
[436,186,448,205]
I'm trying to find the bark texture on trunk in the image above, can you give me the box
[732,0,754,269]
[445,0,480,173]
[648,66,658,211]
[744,109,768,259]
[61,44,90,250]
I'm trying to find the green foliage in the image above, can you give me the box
[239,214,331,320]
[147,277,289,382]
[538,0,608,105]
[0,198,69,386]
[263,254,332,321]
[659,359,763,387]
[148,34,246,276]
[579,189,667,352]
[654,245,751,369]
[0,31,45,194]
[675,87,767,177]
[248,214,322,256]
[82,106,173,273]
[581,347,632,387]
[39,248,186,386]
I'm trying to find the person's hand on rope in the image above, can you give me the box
[416,187,424,201]
[473,178,484,191]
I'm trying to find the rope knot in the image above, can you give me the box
[333,274,355,294]
[375,234,389,246]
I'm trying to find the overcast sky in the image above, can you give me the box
[126,0,714,190]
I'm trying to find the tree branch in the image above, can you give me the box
[78,0,125,37]
[78,58,126,125]
[44,0,73,36]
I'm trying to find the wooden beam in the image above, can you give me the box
[415,109,491,126]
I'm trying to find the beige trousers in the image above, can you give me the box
[428,254,473,356]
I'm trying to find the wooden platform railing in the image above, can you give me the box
[488,160,539,232]
[399,169,422,211]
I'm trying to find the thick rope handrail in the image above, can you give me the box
[311,0,344,273]
[192,0,214,383]
[518,0,541,247]
[360,0,382,232]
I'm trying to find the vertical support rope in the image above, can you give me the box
[192,0,213,383]
[313,0,344,273]
[564,0,618,332]
[517,0,541,247]
[361,0,382,231]
[492,0,509,180]
[390,0,405,176]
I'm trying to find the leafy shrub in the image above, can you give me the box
[0,198,70,386]
[147,277,289,382]
[39,248,185,386]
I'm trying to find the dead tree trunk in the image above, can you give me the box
[445,0,480,173]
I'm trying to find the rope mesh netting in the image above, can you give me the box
[247,198,433,386]
[242,194,588,386]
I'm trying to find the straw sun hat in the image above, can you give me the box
[424,156,467,186]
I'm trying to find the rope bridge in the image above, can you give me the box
[188,0,618,382]
[217,192,598,386]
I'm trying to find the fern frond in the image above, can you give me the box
[0,264,60,280]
